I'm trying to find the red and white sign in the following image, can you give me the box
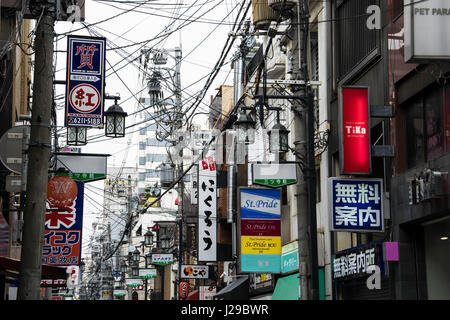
[69,83,101,113]
[339,87,371,174]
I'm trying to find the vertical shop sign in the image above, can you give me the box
[239,188,281,273]
[329,178,384,232]
[197,153,216,262]
[65,35,106,128]
[339,86,371,175]
[43,180,84,266]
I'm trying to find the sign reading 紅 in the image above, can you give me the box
[65,35,106,128]
[329,178,384,233]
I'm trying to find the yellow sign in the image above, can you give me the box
[241,236,281,255]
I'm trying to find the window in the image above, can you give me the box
[404,83,449,168]
[336,0,380,81]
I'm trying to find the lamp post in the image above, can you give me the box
[105,98,128,138]
[233,108,256,145]
[268,122,290,153]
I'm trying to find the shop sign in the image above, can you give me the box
[139,268,157,279]
[181,265,209,279]
[125,279,142,287]
[339,86,371,175]
[239,188,281,273]
[329,178,384,232]
[252,163,297,188]
[43,181,84,266]
[197,152,217,262]
[404,0,450,62]
[55,153,109,183]
[199,286,216,300]
[65,35,106,128]
[281,241,299,274]
[151,253,173,265]
[113,290,126,297]
[332,241,385,282]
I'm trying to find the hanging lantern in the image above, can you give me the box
[233,109,256,145]
[144,227,154,246]
[268,123,290,153]
[67,126,87,146]
[132,248,140,263]
[105,100,127,138]
[160,234,170,250]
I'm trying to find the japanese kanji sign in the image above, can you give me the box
[329,178,384,232]
[65,35,106,128]
[43,181,84,266]
[239,188,281,273]
[339,86,371,175]
[197,152,216,262]
[181,265,209,279]
[332,241,385,282]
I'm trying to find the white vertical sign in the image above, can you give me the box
[197,152,217,262]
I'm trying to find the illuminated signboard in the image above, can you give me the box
[339,86,371,175]
[239,188,281,273]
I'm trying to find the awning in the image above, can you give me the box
[272,273,299,300]
[213,276,249,300]
[0,256,67,280]
[186,290,199,300]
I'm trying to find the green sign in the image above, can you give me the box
[57,172,106,182]
[125,279,142,287]
[139,268,157,279]
[281,241,299,274]
[252,163,297,188]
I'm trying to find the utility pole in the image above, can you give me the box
[17,6,55,300]
[292,0,319,300]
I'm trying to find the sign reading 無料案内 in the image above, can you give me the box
[329,178,384,233]
[65,35,106,128]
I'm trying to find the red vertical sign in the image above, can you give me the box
[340,87,371,174]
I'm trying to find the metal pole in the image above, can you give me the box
[17,10,54,300]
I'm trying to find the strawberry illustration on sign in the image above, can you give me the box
[47,175,78,207]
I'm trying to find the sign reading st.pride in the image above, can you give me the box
[65,35,106,128]
[239,188,281,273]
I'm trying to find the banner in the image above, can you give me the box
[43,180,84,266]
[197,152,217,262]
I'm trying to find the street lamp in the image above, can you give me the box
[160,234,170,250]
[144,227,154,246]
[268,122,290,153]
[233,109,256,145]
[105,99,128,138]
[120,260,127,274]
[132,248,141,263]
[67,126,87,146]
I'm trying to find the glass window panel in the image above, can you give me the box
[425,87,443,161]
[405,96,424,169]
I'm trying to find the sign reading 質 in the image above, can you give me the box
[329,178,384,232]
[197,152,217,262]
[339,86,371,175]
[65,35,106,128]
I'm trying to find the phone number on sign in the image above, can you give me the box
[67,116,102,126]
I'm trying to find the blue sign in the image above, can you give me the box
[65,35,106,128]
[240,188,281,220]
[329,178,384,232]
